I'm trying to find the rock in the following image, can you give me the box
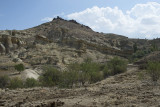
[21,69,40,80]
[0,43,6,54]
[4,36,13,53]
[35,35,50,44]
[12,58,22,63]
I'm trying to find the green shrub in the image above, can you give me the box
[147,62,160,82]
[14,63,25,73]
[78,72,90,85]
[107,57,127,75]
[39,66,62,87]
[150,43,158,52]
[102,65,112,78]
[133,43,138,53]
[80,61,103,83]
[25,78,38,88]
[9,77,23,89]
[60,70,79,88]
[88,71,103,83]
[80,61,101,73]
[0,75,10,88]
[38,57,128,88]
[67,62,81,72]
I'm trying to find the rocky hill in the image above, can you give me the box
[0,17,160,107]
[0,17,159,71]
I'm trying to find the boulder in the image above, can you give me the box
[12,58,22,63]
[21,69,41,80]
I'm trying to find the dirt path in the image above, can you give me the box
[0,65,160,107]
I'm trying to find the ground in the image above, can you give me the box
[0,65,160,107]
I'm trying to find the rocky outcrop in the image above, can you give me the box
[0,43,6,54]
[61,37,133,57]
[0,34,26,54]
[4,35,13,53]
[35,35,52,43]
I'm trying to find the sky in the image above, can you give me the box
[0,0,160,39]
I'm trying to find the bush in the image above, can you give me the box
[0,75,10,88]
[78,72,90,85]
[39,57,128,88]
[80,60,103,83]
[88,71,103,83]
[147,62,160,83]
[25,78,38,88]
[102,65,112,78]
[14,63,25,73]
[39,66,62,87]
[107,57,127,75]
[9,77,23,89]
[60,70,79,88]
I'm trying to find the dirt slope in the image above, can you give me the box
[0,65,160,107]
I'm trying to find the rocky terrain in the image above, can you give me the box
[0,65,160,107]
[0,17,159,70]
[0,17,160,107]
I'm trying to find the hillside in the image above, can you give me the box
[0,17,159,74]
[0,17,160,107]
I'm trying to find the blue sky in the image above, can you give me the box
[0,0,160,39]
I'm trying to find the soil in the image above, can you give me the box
[0,65,160,107]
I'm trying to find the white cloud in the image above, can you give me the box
[41,17,53,22]
[67,2,160,39]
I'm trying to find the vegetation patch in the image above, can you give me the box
[0,57,127,89]
[146,62,160,83]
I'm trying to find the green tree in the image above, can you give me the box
[14,63,25,74]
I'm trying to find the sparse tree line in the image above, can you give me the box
[0,57,128,89]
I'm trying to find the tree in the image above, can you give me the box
[14,63,25,74]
